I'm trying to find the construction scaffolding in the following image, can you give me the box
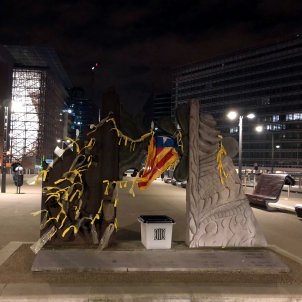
[10,68,46,163]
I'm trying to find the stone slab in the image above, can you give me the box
[0,242,23,267]
[32,248,289,273]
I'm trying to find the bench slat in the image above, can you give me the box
[246,193,277,201]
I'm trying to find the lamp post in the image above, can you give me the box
[255,125,276,173]
[271,132,274,173]
[1,105,10,193]
[227,111,255,180]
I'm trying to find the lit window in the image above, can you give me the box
[266,124,285,131]
[230,127,238,133]
[272,115,279,122]
[286,113,302,121]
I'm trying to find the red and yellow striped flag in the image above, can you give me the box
[137,135,179,190]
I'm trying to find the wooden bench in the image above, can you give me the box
[246,173,295,209]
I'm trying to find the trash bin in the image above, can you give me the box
[137,215,175,249]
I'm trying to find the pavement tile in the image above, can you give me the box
[1,283,89,302]
[0,242,23,267]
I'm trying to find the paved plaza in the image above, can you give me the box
[0,174,301,301]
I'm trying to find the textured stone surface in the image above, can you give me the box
[186,100,267,247]
[32,248,288,273]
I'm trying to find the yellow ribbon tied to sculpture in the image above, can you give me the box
[216,137,228,185]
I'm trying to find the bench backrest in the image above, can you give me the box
[253,174,290,198]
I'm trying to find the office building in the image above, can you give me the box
[143,93,173,129]
[66,87,99,141]
[153,93,172,121]
[173,36,302,169]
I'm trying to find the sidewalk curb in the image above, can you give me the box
[268,244,302,265]
[0,283,301,301]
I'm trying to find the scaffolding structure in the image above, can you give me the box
[10,68,46,162]
[1,45,72,169]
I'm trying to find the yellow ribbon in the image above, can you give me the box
[114,218,118,230]
[106,117,154,147]
[39,112,157,239]
[87,114,112,136]
[217,139,228,185]
[31,209,48,216]
[129,179,137,197]
[173,130,184,154]
[103,180,110,195]
[90,214,100,225]
[34,169,49,184]
[65,137,80,154]
[80,138,96,153]
[62,225,79,237]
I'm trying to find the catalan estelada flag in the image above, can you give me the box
[137,135,179,190]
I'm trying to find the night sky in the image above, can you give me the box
[1,0,302,111]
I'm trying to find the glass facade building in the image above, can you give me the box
[66,87,100,141]
[153,93,172,121]
[173,36,302,169]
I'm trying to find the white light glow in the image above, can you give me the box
[255,125,263,133]
[227,111,238,120]
[246,113,255,119]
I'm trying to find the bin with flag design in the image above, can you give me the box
[138,215,175,249]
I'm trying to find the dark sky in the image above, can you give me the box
[1,0,302,110]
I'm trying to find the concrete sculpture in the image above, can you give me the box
[31,89,151,252]
[31,94,266,253]
[185,100,267,247]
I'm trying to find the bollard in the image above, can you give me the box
[13,165,24,194]
[253,174,256,189]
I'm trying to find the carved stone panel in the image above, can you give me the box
[186,100,267,247]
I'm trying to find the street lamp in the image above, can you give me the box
[227,110,255,180]
[255,125,277,173]
[1,105,10,193]
[56,138,71,149]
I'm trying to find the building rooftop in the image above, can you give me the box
[175,34,302,74]
[3,45,72,89]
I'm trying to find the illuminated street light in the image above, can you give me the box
[56,138,71,149]
[255,125,263,133]
[227,110,255,180]
[226,111,238,120]
[246,113,256,119]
